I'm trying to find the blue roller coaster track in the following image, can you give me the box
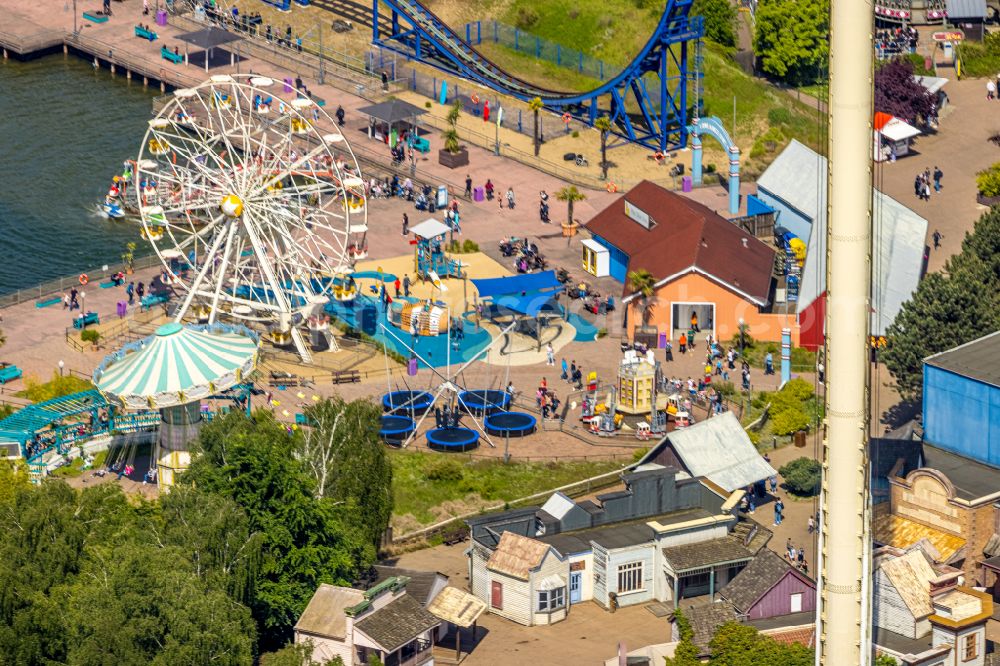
[371,0,705,152]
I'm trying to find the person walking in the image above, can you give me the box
[335,105,345,126]
[933,166,943,192]
[561,357,568,380]
[664,340,673,362]
[989,80,997,100]
[765,351,774,375]
[394,277,401,297]
[807,515,816,534]
[464,174,472,198]
[679,333,687,354]
[402,213,409,236]
[546,343,555,366]
[569,360,577,384]
[932,229,942,249]
[506,187,515,210]
[402,274,411,297]
[126,281,135,305]
[922,177,931,201]
[773,497,784,526]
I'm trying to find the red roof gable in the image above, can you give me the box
[584,181,776,304]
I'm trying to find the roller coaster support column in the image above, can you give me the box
[728,144,740,215]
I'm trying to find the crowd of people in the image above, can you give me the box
[874,26,918,59]
[913,165,944,201]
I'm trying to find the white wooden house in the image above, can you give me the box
[872,547,993,666]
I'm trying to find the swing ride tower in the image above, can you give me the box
[93,322,259,490]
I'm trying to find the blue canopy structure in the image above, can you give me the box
[0,390,108,449]
[472,271,565,350]
[471,270,562,299]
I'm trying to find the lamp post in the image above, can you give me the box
[738,317,746,356]
[81,291,87,314]
[58,360,65,377]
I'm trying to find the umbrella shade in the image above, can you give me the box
[357,99,427,125]
[175,27,242,49]
[94,322,259,410]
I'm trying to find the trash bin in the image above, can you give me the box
[473,186,484,202]
[155,9,168,26]
[283,77,294,93]
[408,356,418,376]
[682,175,693,192]
[116,301,127,318]
[794,430,807,448]
[436,185,449,209]
[658,332,667,349]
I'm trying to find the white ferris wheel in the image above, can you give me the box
[133,74,367,360]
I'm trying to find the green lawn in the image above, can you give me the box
[389,450,625,530]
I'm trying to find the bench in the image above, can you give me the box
[261,0,291,10]
[73,312,100,329]
[331,369,360,384]
[410,136,430,153]
[0,365,22,384]
[36,297,62,308]
[134,25,158,41]
[83,11,109,23]
[161,47,183,64]
[141,293,170,311]
[269,371,312,388]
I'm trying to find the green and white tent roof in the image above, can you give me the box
[94,322,259,410]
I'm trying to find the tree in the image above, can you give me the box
[594,115,612,180]
[693,0,737,48]
[555,185,586,227]
[122,241,137,272]
[875,58,936,125]
[21,371,93,403]
[529,96,544,157]
[709,621,813,665]
[754,0,829,84]
[265,641,319,666]
[626,268,657,325]
[299,398,393,547]
[778,457,822,496]
[180,411,375,650]
[883,208,1000,399]
[874,654,899,666]
[442,100,461,154]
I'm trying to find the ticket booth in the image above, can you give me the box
[581,238,610,278]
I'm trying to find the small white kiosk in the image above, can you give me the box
[581,238,610,278]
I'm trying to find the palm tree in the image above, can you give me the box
[594,115,612,180]
[529,96,543,157]
[556,185,586,224]
[626,268,657,325]
[442,100,462,153]
[0,328,5,349]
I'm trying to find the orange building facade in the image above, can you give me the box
[626,271,800,345]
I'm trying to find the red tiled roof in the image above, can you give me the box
[762,625,816,648]
[584,181,776,304]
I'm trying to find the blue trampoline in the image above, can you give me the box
[485,412,537,437]
[379,415,415,445]
[382,390,434,414]
[458,389,510,415]
[426,427,480,451]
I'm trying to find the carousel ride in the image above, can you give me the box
[93,321,259,490]
[130,74,368,361]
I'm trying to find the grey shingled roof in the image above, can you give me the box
[372,566,445,606]
[661,412,776,492]
[719,549,811,613]
[924,331,1000,390]
[946,0,986,17]
[354,594,440,652]
[294,584,364,640]
[681,602,738,656]
[662,536,753,572]
[758,140,928,336]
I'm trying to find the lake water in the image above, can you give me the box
[0,54,157,294]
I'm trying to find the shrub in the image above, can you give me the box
[705,163,717,173]
[769,406,810,435]
[597,327,608,338]
[424,101,432,108]
[632,447,649,463]
[514,6,539,29]
[779,457,821,496]
[571,130,580,138]
[80,329,101,344]
[767,107,792,126]
[977,163,1000,197]
[461,239,479,253]
[426,457,464,483]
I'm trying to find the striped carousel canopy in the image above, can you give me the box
[94,322,259,410]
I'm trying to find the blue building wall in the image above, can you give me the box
[591,234,630,283]
[923,365,1000,466]
[754,187,813,241]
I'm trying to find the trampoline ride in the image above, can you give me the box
[379,414,416,446]
[382,390,434,415]
[426,426,480,451]
[458,389,510,415]
[484,411,537,437]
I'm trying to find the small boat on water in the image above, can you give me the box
[102,196,126,219]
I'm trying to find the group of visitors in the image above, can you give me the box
[535,377,562,419]
[913,165,943,201]
[785,538,809,574]
[559,358,585,389]
[874,26,917,59]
